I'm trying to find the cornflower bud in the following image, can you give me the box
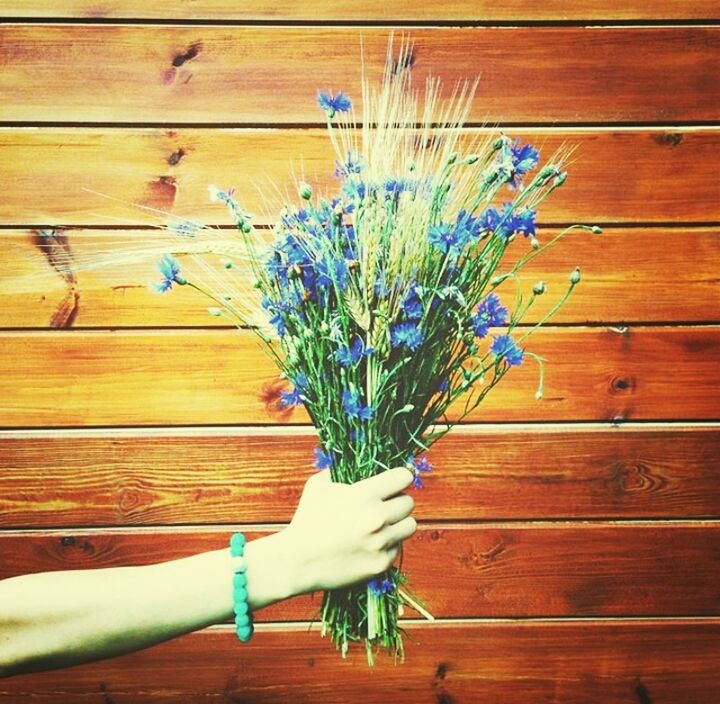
[207,307,222,317]
[592,225,603,234]
[570,267,581,285]
[554,172,568,187]
[530,236,540,250]
[483,170,498,185]
[533,281,546,295]
[299,182,313,200]
[465,155,479,165]
[447,152,458,164]
[492,135,510,151]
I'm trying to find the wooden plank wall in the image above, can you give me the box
[0,2,719,702]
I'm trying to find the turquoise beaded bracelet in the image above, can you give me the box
[230,532,254,643]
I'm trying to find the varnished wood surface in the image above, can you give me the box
[1,27,718,123]
[0,327,718,427]
[3,226,719,327]
[1,129,716,227]
[1,425,719,525]
[2,523,720,619]
[2,0,718,21]
[2,621,720,703]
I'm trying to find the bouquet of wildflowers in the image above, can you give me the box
[132,41,599,664]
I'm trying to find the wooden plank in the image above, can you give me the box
[1,425,719,525]
[2,523,720,618]
[2,621,720,703]
[3,226,719,328]
[2,0,718,21]
[1,27,718,123]
[0,128,718,226]
[0,327,718,427]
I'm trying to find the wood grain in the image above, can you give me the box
[2,523,720,618]
[2,425,719,525]
[3,226,719,328]
[2,128,716,227]
[1,27,718,123]
[0,327,718,427]
[2,0,718,21]
[2,621,720,703]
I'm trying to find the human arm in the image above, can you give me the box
[0,466,416,677]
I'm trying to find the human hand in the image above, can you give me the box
[281,467,417,594]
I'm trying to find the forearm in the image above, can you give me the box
[0,530,301,678]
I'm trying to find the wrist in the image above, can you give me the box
[243,529,309,610]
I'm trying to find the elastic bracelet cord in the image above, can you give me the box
[230,532,254,642]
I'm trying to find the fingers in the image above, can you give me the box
[354,466,414,500]
[381,493,414,526]
[377,515,417,550]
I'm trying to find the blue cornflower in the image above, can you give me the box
[472,293,509,338]
[479,203,518,239]
[438,377,450,393]
[313,447,334,470]
[316,256,350,292]
[342,180,367,201]
[490,334,524,366]
[335,337,373,367]
[329,197,356,217]
[391,321,424,352]
[368,577,395,596]
[455,209,483,241]
[261,295,299,337]
[317,91,352,118]
[279,372,308,408]
[513,208,537,237]
[496,137,540,189]
[281,208,311,228]
[401,287,423,319]
[384,178,416,197]
[428,222,471,255]
[342,389,374,421]
[510,138,540,179]
[280,386,303,408]
[151,254,184,293]
[407,454,433,489]
[334,151,364,178]
[374,272,390,299]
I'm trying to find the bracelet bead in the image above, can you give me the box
[230,533,247,553]
[230,532,253,643]
[233,587,248,603]
[237,624,253,643]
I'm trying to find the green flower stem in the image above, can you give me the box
[504,224,592,282]
[515,281,577,347]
